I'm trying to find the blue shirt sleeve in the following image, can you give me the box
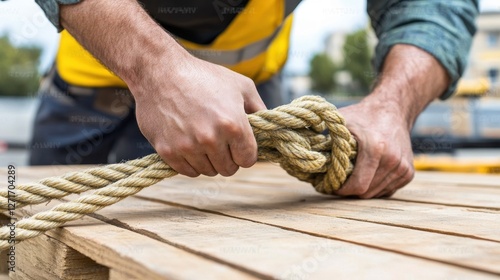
[367,0,479,99]
[35,0,81,32]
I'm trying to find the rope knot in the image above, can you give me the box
[249,95,357,194]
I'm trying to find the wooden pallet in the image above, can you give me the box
[2,163,500,279]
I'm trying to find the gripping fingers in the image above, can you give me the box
[184,154,218,177]
[162,155,199,177]
[229,133,258,168]
[207,145,239,177]
[336,142,384,196]
[376,164,415,198]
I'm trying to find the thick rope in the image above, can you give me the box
[0,95,356,250]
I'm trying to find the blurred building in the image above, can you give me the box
[462,11,500,96]
[412,12,500,153]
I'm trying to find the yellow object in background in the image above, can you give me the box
[56,31,128,88]
[414,155,500,174]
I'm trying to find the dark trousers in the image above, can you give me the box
[29,69,284,165]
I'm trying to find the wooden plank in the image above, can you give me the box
[0,214,8,275]
[65,195,497,279]
[9,270,35,280]
[306,199,500,242]
[392,182,500,210]
[11,234,108,280]
[135,177,500,275]
[7,164,500,278]
[412,171,500,188]
[15,203,255,280]
[109,269,141,280]
[258,177,499,241]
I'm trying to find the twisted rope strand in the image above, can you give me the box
[0,96,357,250]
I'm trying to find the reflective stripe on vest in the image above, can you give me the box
[182,0,300,66]
[186,25,284,66]
[56,0,299,88]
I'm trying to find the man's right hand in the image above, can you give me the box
[132,55,266,177]
[60,0,266,177]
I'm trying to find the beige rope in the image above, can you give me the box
[0,95,356,251]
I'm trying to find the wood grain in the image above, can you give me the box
[3,163,499,279]
[135,177,500,275]
[14,202,256,280]
[70,196,496,279]
[11,234,108,280]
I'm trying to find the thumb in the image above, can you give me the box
[243,83,267,113]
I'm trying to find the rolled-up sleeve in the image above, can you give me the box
[368,0,479,99]
[35,0,82,32]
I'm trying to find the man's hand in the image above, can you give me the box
[336,98,414,198]
[133,56,265,177]
[334,44,450,198]
[60,0,265,176]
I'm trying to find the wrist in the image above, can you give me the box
[360,91,413,130]
[59,0,193,100]
[366,44,450,129]
[365,88,418,131]
[122,33,192,97]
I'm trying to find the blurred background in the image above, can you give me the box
[1,0,500,173]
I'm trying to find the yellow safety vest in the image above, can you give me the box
[56,0,297,88]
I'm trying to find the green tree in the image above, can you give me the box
[342,29,374,94]
[308,53,336,93]
[0,35,42,97]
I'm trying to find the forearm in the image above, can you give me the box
[368,0,478,99]
[60,0,189,94]
[365,44,449,130]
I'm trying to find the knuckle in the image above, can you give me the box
[177,140,196,155]
[196,132,217,147]
[397,159,415,184]
[156,145,175,159]
[404,165,415,184]
[396,160,409,176]
[242,77,255,89]
[235,149,257,168]
[372,140,386,157]
[219,118,241,136]
[385,154,401,169]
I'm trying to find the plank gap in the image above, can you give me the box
[333,215,500,243]
[390,198,500,211]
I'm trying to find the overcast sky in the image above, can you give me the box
[1,0,499,74]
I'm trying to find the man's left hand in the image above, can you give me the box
[335,97,414,198]
[332,44,451,199]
